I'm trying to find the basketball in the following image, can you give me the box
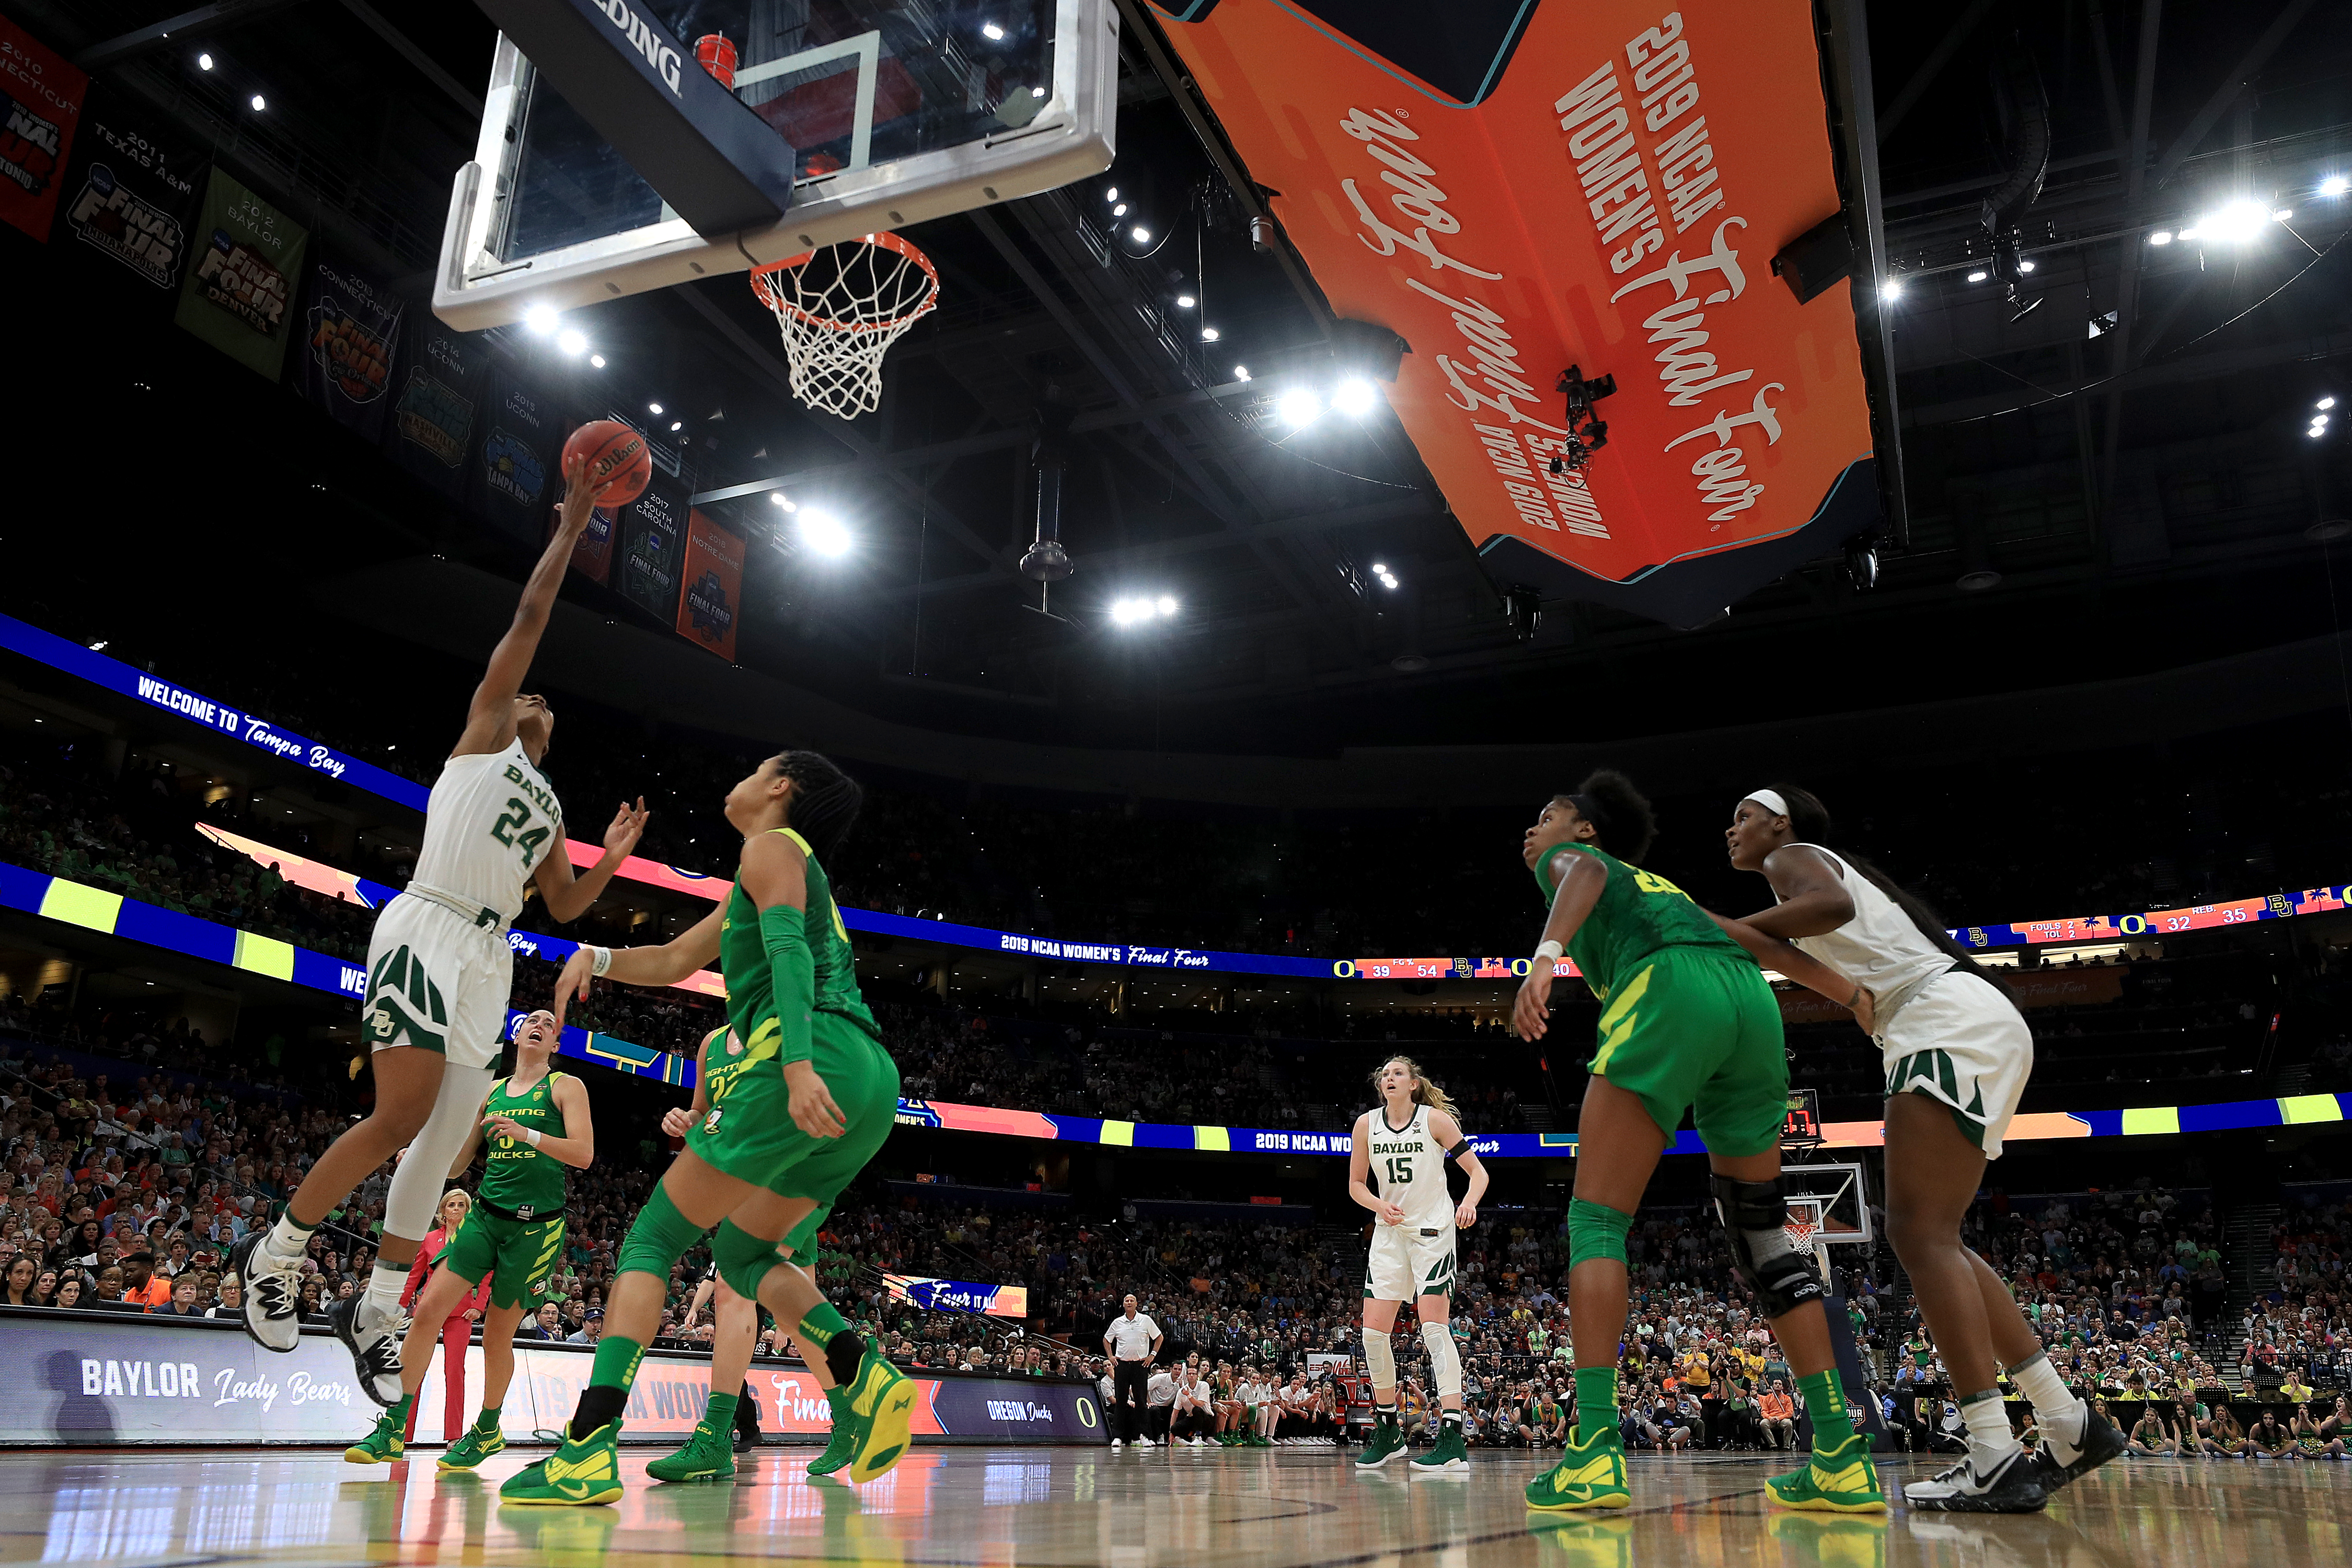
[562,419,651,507]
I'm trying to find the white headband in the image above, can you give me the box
[1744,789,1790,818]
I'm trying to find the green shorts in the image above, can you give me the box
[1587,945,1788,1157]
[686,1011,900,1208]
[438,1207,566,1311]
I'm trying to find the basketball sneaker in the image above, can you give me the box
[646,1419,735,1482]
[807,1389,858,1479]
[1412,1421,1469,1471]
[500,1422,624,1506]
[1764,1432,1888,1513]
[331,1293,408,1408]
[1355,1414,1406,1469]
[439,1414,507,1471]
[230,1231,303,1353]
[831,1342,918,1483]
[2027,1399,2125,1493]
[1525,1427,1631,1511]
[344,1396,413,1465]
[1904,1444,2047,1513]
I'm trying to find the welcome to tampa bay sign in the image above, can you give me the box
[1146,1,1901,628]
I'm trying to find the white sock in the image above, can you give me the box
[1961,1391,2020,1467]
[263,1215,312,1260]
[2007,1353,2083,1440]
[366,1262,407,1315]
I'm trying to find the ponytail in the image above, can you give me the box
[775,749,864,864]
[1764,784,2019,1010]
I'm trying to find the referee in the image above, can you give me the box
[1103,1294,1162,1447]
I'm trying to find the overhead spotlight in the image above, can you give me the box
[249,94,265,111]
[1966,269,1989,281]
[88,640,108,651]
[2321,398,2338,410]
[2322,175,2350,198]
[1275,387,1322,428]
[1957,569,2003,592]
[669,420,684,432]
[983,20,1006,40]
[556,328,588,356]
[1332,377,1378,417]
[648,402,664,415]
[2147,230,2172,246]
[2188,198,2274,244]
[1113,203,1127,217]
[1030,85,1045,98]
[1175,293,1195,308]
[2311,426,2330,440]
[1131,226,1150,244]
[1202,326,1220,342]
[1371,562,1386,573]
[523,304,559,336]
[198,52,213,70]
[1232,365,1250,382]
[589,353,606,368]
[2274,209,2293,221]
[1156,595,1177,616]
[2017,259,2037,273]
[1877,276,1903,302]
[1105,187,1117,202]
[801,510,851,557]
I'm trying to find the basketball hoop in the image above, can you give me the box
[750,232,940,420]
[1783,1217,1820,1259]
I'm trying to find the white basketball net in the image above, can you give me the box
[751,235,940,420]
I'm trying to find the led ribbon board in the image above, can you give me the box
[884,1275,1032,1318]
[1146,0,1895,627]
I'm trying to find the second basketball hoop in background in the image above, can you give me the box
[751,233,940,420]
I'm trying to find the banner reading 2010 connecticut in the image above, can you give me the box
[1147,0,1880,627]
[0,13,86,241]
[174,166,308,378]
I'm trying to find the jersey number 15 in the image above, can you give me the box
[1385,1156,1414,1186]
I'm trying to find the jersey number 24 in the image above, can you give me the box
[489,797,552,868]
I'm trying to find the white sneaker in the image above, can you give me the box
[232,1231,302,1353]
[1137,1436,1156,1447]
[1904,1446,2049,1513]
[331,1293,408,1408]
[1111,1438,1124,1448]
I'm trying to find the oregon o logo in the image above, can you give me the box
[1511,958,1532,976]
[2119,915,2147,934]
[1075,1396,1098,1429]
[1332,961,1356,978]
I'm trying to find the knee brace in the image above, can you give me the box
[615,1183,706,1281]
[1567,1197,1634,1268]
[1711,1174,1824,1320]
[384,1063,494,1242]
[1361,1325,1397,1392]
[712,1219,782,1303]
[1420,1321,1461,1402]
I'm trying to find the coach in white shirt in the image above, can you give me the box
[1103,1294,1162,1447]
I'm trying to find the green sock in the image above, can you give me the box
[705,1391,739,1430]
[570,1334,645,1439]
[795,1301,851,1348]
[474,1405,501,1431]
[1575,1367,1619,1443]
[1797,1369,1855,1450]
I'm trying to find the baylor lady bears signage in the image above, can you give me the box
[1147,1,1899,628]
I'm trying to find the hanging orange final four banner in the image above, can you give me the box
[676,510,745,661]
[1146,1,1903,628]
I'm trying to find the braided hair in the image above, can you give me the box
[775,750,863,864]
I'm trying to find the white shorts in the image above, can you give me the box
[1877,969,2032,1159]
[1366,1221,1457,1303]
[360,894,516,1070]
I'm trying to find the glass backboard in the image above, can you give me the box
[434,0,1116,329]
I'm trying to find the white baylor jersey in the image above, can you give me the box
[407,738,566,925]
[1366,1105,1451,1229]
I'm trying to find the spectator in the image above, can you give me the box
[1758,1380,1796,1451]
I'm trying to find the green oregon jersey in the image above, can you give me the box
[1533,841,1747,1000]
[710,828,880,1100]
[481,1069,568,1215]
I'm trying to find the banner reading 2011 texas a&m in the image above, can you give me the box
[1148,1,1894,628]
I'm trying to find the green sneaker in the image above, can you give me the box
[831,1342,918,1483]
[806,1389,858,1478]
[1355,1415,1406,1469]
[1412,1421,1469,1471]
[647,1420,736,1483]
[1766,1432,1887,1514]
[439,1416,507,1471]
[1525,1427,1631,1511]
[344,1396,413,1465]
[499,1422,625,1507]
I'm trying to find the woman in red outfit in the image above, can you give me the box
[402,1187,492,1442]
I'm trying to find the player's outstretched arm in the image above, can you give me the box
[551,902,725,1027]
[1704,910,1877,1034]
[1426,1108,1487,1228]
[533,795,652,923]
[451,451,605,760]
[1512,848,1607,1042]
[1348,1112,1405,1224]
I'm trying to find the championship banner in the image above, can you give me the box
[1147,1,1892,628]
[557,502,618,584]
[173,166,307,378]
[618,468,687,622]
[385,310,492,499]
[470,365,563,544]
[675,509,744,660]
[295,248,403,440]
[883,1275,1031,1319]
[56,84,204,296]
[0,12,85,241]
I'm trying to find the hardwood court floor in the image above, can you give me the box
[1,1444,2346,1568]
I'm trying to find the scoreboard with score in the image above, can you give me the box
[1782,1088,1823,1146]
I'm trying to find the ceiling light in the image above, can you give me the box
[1030,85,1045,98]
[1105,187,1117,202]
[556,328,587,356]
[770,492,791,508]
[1175,294,1195,308]
[1232,365,1250,382]
[1156,595,1177,616]
[2274,209,2293,221]
[198,52,213,70]
[1113,203,1127,217]
[589,354,606,368]
[2146,232,2171,247]
[1276,388,1322,428]
[1878,276,1903,301]
[1131,226,1150,244]
[249,94,265,112]
[1202,326,1220,342]
[2321,176,2349,199]
[88,640,107,651]
[983,20,1005,40]
[1966,269,1989,281]
[523,305,559,336]
[648,402,664,415]
[669,421,684,432]
[2311,426,2330,440]
[801,511,851,557]
[2016,259,2036,273]
[1332,378,1378,417]
[2321,398,2338,410]
[2189,198,2274,244]
[1371,562,1386,573]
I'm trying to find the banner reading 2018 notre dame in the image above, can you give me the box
[1146,1,1893,628]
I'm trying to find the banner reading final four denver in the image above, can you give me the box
[174,166,308,378]
[1147,1,1884,627]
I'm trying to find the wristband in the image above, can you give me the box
[589,946,613,977]
[523,1128,543,1148]
[1534,939,1564,962]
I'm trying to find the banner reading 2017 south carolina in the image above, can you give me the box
[1148,2,1883,627]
